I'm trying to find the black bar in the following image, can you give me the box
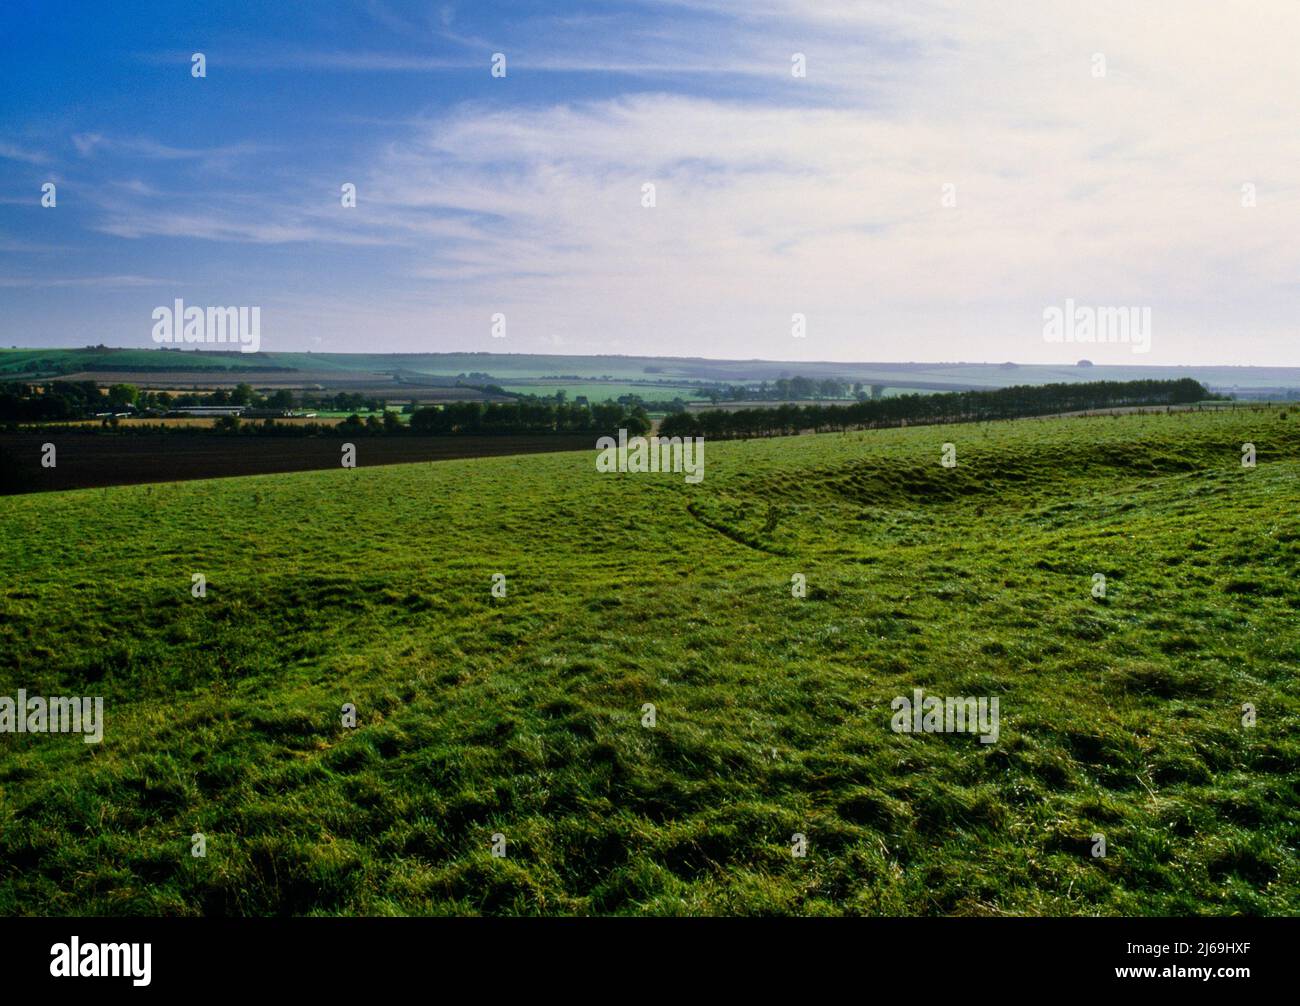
[0,917,1289,991]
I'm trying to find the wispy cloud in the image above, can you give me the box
[92,208,392,246]
[71,132,104,156]
[0,274,171,289]
[72,133,267,161]
[0,141,49,165]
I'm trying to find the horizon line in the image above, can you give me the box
[3,346,1298,371]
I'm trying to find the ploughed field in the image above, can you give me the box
[0,408,1296,915]
[0,433,595,495]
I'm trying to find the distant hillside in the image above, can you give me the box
[0,347,285,375]
[3,347,1298,398]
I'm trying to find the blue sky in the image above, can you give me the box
[1,0,1297,364]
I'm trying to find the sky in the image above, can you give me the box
[1,0,1297,365]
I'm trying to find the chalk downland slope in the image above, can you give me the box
[0,408,1296,915]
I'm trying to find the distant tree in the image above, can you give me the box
[409,407,439,434]
[626,406,652,437]
[106,383,139,408]
[231,382,255,405]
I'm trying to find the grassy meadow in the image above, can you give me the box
[0,407,1297,915]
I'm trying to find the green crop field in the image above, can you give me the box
[0,348,277,376]
[1,408,1297,916]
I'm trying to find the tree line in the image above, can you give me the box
[407,400,649,436]
[659,378,1214,439]
[2,377,1212,439]
[2,397,653,439]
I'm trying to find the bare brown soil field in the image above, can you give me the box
[0,433,594,495]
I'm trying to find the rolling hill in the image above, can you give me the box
[0,407,1296,915]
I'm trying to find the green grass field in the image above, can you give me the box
[1,408,1297,915]
[0,348,278,376]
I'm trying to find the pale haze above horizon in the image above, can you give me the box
[1,1,1297,366]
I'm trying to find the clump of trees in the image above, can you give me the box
[660,378,1213,440]
[0,380,132,420]
[1,381,91,420]
[171,383,299,410]
[300,391,387,412]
